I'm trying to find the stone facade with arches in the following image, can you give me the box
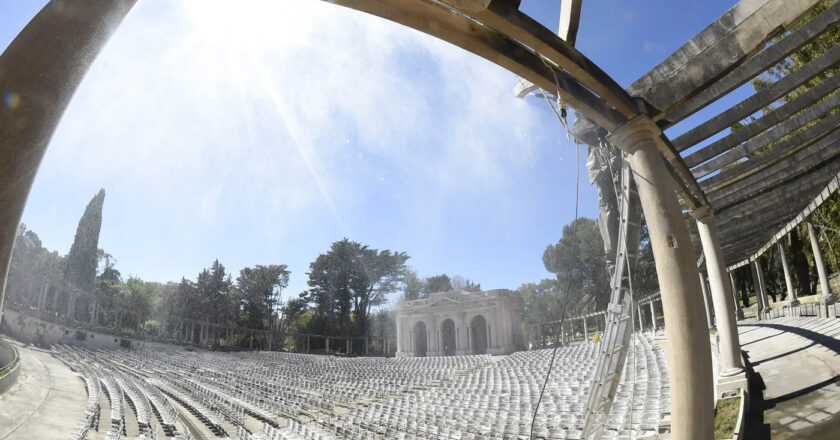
[395,289,522,357]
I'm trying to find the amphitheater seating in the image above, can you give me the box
[54,333,669,439]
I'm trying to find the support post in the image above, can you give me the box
[808,222,837,315]
[583,316,589,342]
[696,213,745,377]
[326,337,330,353]
[751,260,768,321]
[698,272,715,329]
[608,116,713,440]
[649,300,657,333]
[0,0,139,329]
[777,242,799,306]
[728,272,745,320]
[757,260,771,316]
[306,335,310,353]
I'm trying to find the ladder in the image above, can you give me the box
[581,151,639,438]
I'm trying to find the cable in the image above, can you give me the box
[530,139,582,440]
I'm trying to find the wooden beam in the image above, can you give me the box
[699,112,840,193]
[628,0,821,118]
[672,42,840,151]
[664,1,840,126]
[558,0,582,47]
[472,0,638,118]
[708,132,840,208]
[739,172,840,265]
[691,87,840,178]
[331,0,629,129]
[683,73,840,166]
[716,172,834,225]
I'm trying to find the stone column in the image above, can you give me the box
[0,0,139,329]
[637,305,644,331]
[808,222,837,312]
[608,115,714,440]
[777,242,799,306]
[750,262,763,319]
[649,301,657,333]
[583,316,589,341]
[728,272,745,320]
[395,317,403,355]
[696,213,744,376]
[755,259,770,313]
[698,272,715,329]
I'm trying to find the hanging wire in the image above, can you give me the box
[530,139,582,440]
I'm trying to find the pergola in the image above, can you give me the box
[2,1,839,438]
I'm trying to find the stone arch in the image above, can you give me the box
[440,318,456,356]
[470,314,488,355]
[412,320,427,357]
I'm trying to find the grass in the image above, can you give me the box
[714,396,741,439]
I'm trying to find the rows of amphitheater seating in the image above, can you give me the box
[54,333,668,439]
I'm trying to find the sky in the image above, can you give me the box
[0,0,743,303]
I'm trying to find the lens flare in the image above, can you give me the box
[3,92,21,110]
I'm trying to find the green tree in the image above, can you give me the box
[542,218,610,314]
[302,239,408,350]
[423,274,452,295]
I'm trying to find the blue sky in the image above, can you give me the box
[1,0,742,302]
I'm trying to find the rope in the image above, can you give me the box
[530,139,582,439]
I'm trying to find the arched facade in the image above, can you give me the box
[395,289,521,357]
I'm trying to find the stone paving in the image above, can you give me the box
[739,317,840,440]
[0,340,87,440]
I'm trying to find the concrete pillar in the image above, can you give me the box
[757,260,769,311]
[637,305,644,331]
[0,0,139,329]
[750,262,763,319]
[696,214,744,376]
[346,338,350,354]
[808,222,837,309]
[608,115,714,440]
[777,242,799,306]
[583,316,589,341]
[649,301,657,333]
[395,318,402,354]
[698,272,715,329]
[326,337,330,353]
[728,272,745,320]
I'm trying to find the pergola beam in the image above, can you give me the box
[708,134,840,208]
[691,88,840,178]
[557,0,582,47]
[683,73,840,167]
[673,42,840,151]
[699,113,840,193]
[717,172,833,224]
[665,1,840,127]
[628,0,821,123]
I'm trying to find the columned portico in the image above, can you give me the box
[395,290,521,357]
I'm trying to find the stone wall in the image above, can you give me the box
[0,308,170,351]
[0,339,20,394]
